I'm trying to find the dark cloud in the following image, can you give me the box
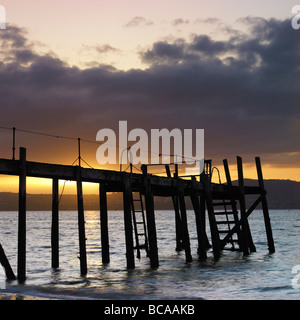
[0,19,299,169]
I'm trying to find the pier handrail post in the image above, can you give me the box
[12,127,16,160]
[17,147,26,282]
[255,157,275,253]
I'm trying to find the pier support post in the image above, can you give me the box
[122,174,135,269]
[165,165,183,251]
[0,243,16,280]
[18,147,26,282]
[177,182,192,263]
[190,177,207,261]
[99,183,110,264]
[223,159,242,250]
[76,166,87,275]
[203,174,221,260]
[51,178,59,269]
[237,157,256,255]
[142,165,159,269]
[255,157,275,253]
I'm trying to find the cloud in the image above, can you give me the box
[0,19,299,168]
[172,18,190,26]
[124,16,154,28]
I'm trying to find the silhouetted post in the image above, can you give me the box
[223,159,242,249]
[99,183,110,264]
[12,127,16,160]
[18,147,26,282]
[0,243,16,280]
[177,182,192,263]
[51,178,59,268]
[255,157,275,253]
[122,174,135,269]
[203,174,221,260]
[165,165,183,251]
[76,166,87,275]
[237,156,256,255]
[200,172,210,249]
[78,138,81,167]
[142,165,159,269]
[190,176,207,261]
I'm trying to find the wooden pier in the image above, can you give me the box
[0,147,275,282]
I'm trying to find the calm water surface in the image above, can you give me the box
[0,209,299,300]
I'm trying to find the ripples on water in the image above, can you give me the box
[0,210,300,300]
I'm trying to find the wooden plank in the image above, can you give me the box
[51,178,59,269]
[99,183,110,264]
[122,174,135,269]
[76,166,87,275]
[255,157,275,253]
[17,147,26,282]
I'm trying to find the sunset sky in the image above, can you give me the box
[0,0,299,194]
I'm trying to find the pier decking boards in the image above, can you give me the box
[0,147,275,281]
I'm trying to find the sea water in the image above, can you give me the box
[0,209,299,300]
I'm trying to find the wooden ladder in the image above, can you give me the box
[131,192,149,259]
[212,200,240,251]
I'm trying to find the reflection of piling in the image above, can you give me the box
[0,147,274,280]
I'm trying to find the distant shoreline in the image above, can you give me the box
[0,178,300,210]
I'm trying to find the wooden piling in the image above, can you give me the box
[255,157,275,253]
[203,174,221,260]
[177,181,192,263]
[222,159,242,250]
[142,165,159,269]
[0,243,16,280]
[76,166,87,275]
[122,174,135,269]
[165,165,183,251]
[99,183,110,264]
[200,173,211,250]
[17,147,26,282]
[51,178,59,269]
[190,176,207,261]
[237,156,256,255]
